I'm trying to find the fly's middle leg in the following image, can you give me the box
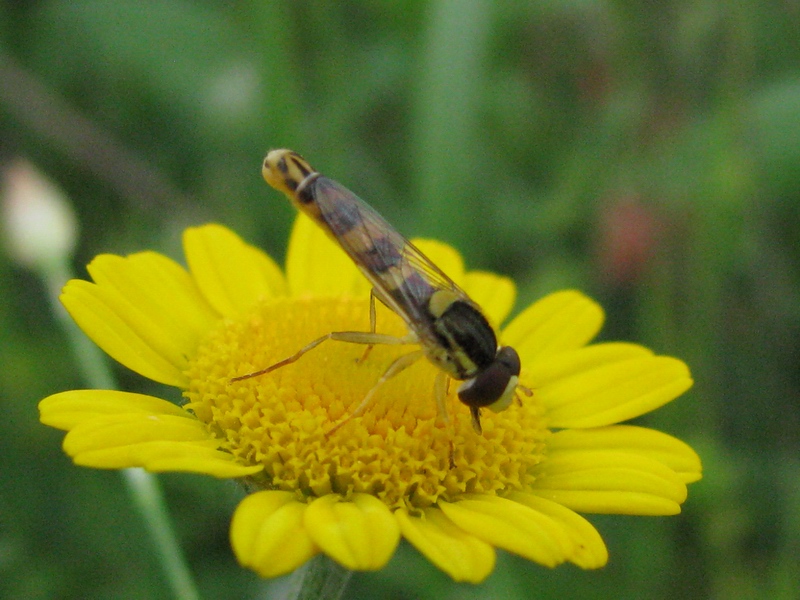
[326,348,425,436]
[356,289,379,364]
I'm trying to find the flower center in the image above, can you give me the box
[184,295,548,510]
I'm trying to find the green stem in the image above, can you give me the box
[122,469,201,600]
[41,256,201,600]
[280,555,353,600]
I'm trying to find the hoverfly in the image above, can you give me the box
[233,149,529,435]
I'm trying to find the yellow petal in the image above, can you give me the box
[410,239,465,286]
[538,356,693,428]
[73,441,262,477]
[141,451,263,477]
[87,251,218,352]
[304,493,400,571]
[396,507,495,583]
[439,494,574,567]
[530,450,687,515]
[58,411,260,476]
[39,393,262,475]
[462,271,516,328]
[547,426,702,484]
[529,342,653,388]
[286,213,368,296]
[63,414,213,454]
[39,389,190,430]
[61,279,188,387]
[507,493,608,569]
[231,491,318,578]
[183,224,285,318]
[503,291,604,362]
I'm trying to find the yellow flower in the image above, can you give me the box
[39,216,701,583]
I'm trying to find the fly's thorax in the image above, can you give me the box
[425,290,498,380]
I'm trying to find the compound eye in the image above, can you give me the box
[496,346,521,375]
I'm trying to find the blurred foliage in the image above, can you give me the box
[1,1,799,598]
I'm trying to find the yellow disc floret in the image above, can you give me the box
[184,295,548,511]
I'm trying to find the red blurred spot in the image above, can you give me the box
[596,195,659,285]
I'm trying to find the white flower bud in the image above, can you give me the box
[2,159,78,269]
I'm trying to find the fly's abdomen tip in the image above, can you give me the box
[262,149,314,196]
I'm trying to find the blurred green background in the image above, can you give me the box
[2,1,799,599]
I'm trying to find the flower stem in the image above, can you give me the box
[281,555,353,600]
[123,468,201,600]
[41,256,201,600]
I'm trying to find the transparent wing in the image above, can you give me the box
[308,176,471,336]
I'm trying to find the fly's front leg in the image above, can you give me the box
[433,371,451,427]
[231,328,416,382]
[433,371,456,469]
[356,288,378,364]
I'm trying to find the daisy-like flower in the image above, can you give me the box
[39,215,701,583]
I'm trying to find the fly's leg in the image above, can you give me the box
[231,329,416,382]
[326,349,425,436]
[433,371,456,469]
[433,371,450,426]
[356,289,378,365]
[469,407,483,435]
